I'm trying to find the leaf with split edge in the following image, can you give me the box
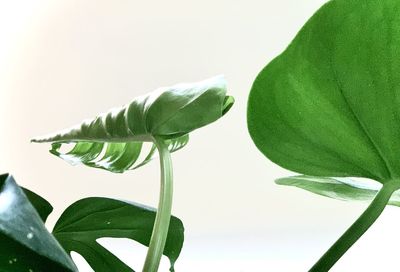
[52,197,184,272]
[276,175,400,206]
[48,134,189,173]
[31,75,234,173]
[247,0,400,184]
[0,174,77,272]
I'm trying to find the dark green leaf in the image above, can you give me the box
[247,0,400,183]
[22,188,53,222]
[53,197,184,272]
[0,174,77,272]
[276,175,400,206]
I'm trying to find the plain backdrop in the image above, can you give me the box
[1,1,399,271]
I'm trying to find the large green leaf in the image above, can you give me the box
[247,0,400,183]
[0,174,77,272]
[52,197,184,272]
[276,175,400,206]
[32,76,233,173]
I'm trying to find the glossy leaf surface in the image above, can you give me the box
[276,175,400,206]
[53,197,184,272]
[247,0,400,183]
[32,76,233,173]
[32,76,233,142]
[0,174,77,272]
[22,187,53,222]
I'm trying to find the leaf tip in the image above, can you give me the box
[274,178,285,185]
[31,135,52,143]
[222,95,235,115]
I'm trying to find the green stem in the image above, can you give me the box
[309,180,400,272]
[143,137,173,272]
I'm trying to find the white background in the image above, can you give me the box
[1,1,399,271]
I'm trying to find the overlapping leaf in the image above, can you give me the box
[0,174,77,272]
[11,181,185,271]
[22,187,53,222]
[247,0,400,184]
[32,76,233,173]
[276,175,400,206]
[52,197,184,272]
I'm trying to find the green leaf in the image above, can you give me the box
[52,197,184,272]
[276,175,400,206]
[247,0,400,183]
[0,174,77,272]
[48,134,188,173]
[22,188,53,222]
[32,76,233,173]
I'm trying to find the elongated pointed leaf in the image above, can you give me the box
[32,76,232,141]
[0,174,77,272]
[32,76,233,173]
[53,197,184,272]
[276,175,400,206]
[247,0,400,183]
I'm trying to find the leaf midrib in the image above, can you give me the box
[329,57,393,180]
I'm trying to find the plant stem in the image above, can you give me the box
[309,180,400,272]
[143,137,173,272]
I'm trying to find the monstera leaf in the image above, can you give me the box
[32,76,233,173]
[47,135,188,173]
[15,188,185,272]
[32,75,233,272]
[52,197,184,272]
[247,0,400,270]
[0,174,77,272]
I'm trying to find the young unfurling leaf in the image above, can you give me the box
[33,75,234,272]
[32,76,233,173]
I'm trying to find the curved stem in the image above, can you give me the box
[143,137,173,272]
[309,180,400,272]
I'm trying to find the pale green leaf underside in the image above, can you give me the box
[50,134,188,173]
[276,175,400,206]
